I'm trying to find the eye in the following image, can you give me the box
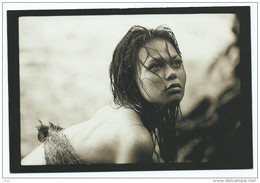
[172,60,183,68]
[150,63,163,71]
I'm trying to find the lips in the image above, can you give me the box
[166,83,182,93]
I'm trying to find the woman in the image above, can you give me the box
[21,25,186,165]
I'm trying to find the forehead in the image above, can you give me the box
[138,39,178,63]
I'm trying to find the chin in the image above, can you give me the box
[152,98,181,106]
[163,95,183,105]
[164,100,181,106]
[144,93,184,106]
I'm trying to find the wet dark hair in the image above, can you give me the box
[109,25,183,163]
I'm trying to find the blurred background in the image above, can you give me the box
[20,14,244,164]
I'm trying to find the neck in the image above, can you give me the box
[140,101,178,131]
[139,101,179,163]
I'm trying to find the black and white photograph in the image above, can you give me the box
[3,2,257,180]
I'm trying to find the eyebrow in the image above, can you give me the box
[145,55,180,64]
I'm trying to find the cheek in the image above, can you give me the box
[140,72,165,91]
[178,68,186,87]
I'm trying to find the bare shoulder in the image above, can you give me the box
[95,105,152,145]
[119,123,154,150]
[116,124,154,163]
[109,107,152,142]
[112,107,154,163]
[92,105,144,127]
[64,105,154,164]
[112,106,142,123]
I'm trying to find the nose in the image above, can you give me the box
[165,64,177,80]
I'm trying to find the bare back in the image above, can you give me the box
[21,105,155,165]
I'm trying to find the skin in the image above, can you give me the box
[22,105,154,164]
[137,39,186,105]
[21,38,186,165]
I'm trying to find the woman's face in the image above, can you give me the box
[137,39,186,105]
